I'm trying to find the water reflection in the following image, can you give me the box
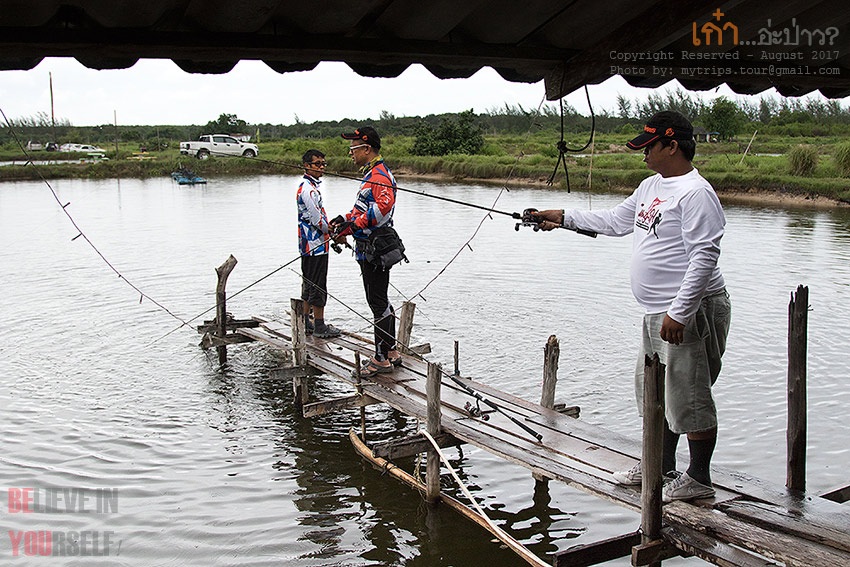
[2,176,848,566]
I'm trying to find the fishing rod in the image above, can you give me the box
[218,152,598,237]
[441,369,543,442]
[377,183,598,238]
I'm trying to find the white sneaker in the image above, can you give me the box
[612,462,642,485]
[662,472,715,502]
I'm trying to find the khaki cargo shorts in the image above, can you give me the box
[634,289,731,434]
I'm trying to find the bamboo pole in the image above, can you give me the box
[639,353,665,567]
[426,362,443,504]
[787,285,808,492]
[214,255,237,365]
[738,129,757,165]
[350,429,547,567]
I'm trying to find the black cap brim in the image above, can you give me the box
[626,132,661,150]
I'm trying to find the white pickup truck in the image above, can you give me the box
[179,134,259,159]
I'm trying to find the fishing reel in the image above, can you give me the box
[514,207,598,238]
[464,400,494,420]
[515,208,543,231]
[515,221,542,232]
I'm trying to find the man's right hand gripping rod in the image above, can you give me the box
[516,208,597,237]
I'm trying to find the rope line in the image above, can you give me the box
[6,91,594,355]
[1,107,190,327]
[420,429,548,567]
[546,85,596,192]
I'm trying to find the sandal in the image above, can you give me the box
[351,360,393,378]
[389,355,403,367]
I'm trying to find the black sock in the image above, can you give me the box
[314,318,325,329]
[686,436,717,486]
[662,421,680,475]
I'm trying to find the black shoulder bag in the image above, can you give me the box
[365,226,408,269]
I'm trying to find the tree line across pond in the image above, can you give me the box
[3,88,850,156]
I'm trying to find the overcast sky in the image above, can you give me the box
[0,57,841,127]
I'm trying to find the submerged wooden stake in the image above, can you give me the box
[214,255,237,365]
[787,284,808,492]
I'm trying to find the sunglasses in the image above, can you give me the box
[308,161,327,167]
[348,144,369,153]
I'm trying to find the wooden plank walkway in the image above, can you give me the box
[229,317,850,567]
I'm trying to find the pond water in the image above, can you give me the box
[1,172,848,566]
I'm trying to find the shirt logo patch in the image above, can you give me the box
[636,197,666,237]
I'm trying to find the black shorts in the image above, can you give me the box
[301,255,329,307]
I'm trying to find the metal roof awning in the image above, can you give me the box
[1,1,848,99]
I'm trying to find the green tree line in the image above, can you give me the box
[4,89,850,154]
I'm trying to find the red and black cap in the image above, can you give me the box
[341,126,381,150]
[626,112,694,150]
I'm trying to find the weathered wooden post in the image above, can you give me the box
[540,335,559,409]
[453,340,460,376]
[355,351,367,441]
[290,298,307,366]
[290,298,309,408]
[396,301,416,355]
[634,353,665,567]
[426,361,443,505]
[534,335,559,485]
[787,284,808,492]
[214,255,238,365]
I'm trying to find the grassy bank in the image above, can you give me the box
[3,132,849,204]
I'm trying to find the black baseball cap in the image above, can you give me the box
[341,126,381,150]
[626,111,694,150]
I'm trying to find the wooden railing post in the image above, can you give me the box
[396,301,416,355]
[636,353,665,567]
[787,285,809,492]
[214,255,237,365]
[426,362,443,505]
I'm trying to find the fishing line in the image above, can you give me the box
[204,151,529,223]
[1,107,190,327]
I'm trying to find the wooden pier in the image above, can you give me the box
[198,260,849,567]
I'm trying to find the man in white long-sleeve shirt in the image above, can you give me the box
[530,111,731,502]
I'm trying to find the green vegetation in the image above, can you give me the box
[2,88,850,204]
[833,142,850,177]
[787,145,818,177]
[412,110,484,156]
